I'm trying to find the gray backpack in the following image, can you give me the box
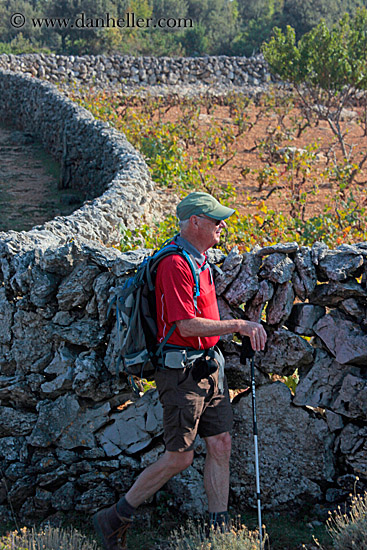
[110,241,203,387]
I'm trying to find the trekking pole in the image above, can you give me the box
[240,336,263,549]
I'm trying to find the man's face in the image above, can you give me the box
[195,215,227,249]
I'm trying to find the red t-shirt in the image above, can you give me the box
[155,254,220,350]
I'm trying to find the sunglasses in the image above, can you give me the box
[197,215,222,226]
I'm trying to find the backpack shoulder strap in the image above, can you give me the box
[149,243,202,311]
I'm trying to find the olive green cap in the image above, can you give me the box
[177,192,235,221]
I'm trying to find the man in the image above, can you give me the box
[93,192,267,550]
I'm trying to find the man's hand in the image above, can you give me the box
[176,317,267,352]
[237,320,267,352]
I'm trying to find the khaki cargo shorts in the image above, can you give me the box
[154,364,233,453]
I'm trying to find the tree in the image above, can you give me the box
[263,9,367,185]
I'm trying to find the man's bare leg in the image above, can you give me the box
[125,449,194,508]
[203,432,231,513]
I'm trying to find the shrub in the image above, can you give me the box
[326,491,367,550]
[167,519,267,550]
[0,525,97,550]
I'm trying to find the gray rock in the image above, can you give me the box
[224,253,261,306]
[337,424,367,479]
[166,466,207,515]
[286,304,326,336]
[325,411,344,433]
[244,280,274,322]
[231,382,334,510]
[0,436,28,462]
[293,247,317,300]
[256,242,299,256]
[58,402,111,450]
[340,298,366,319]
[266,281,294,325]
[332,374,367,421]
[75,482,115,513]
[52,482,79,511]
[293,349,356,409]
[214,247,242,294]
[224,353,269,387]
[29,266,59,307]
[260,253,295,284]
[72,351,111,401]
[309,280,367,306]
[51,316,106,347]
[28,394,81,447]
[256,328,314,376]
[314,309,367,365]
[0,407,37,436]
[0,288,14,344]
[11,310,53,372]
[41,347,76,397]
[97,390,163,456]
[317,250,364,281]
[93,271,115,326]
[57,264,101,309]
[311,241,329,265]
[35,243,75,275]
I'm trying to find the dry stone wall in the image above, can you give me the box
[0,69,161,246]
[0,53,271,90]
[0,65,366,525]
[0,238,366,524]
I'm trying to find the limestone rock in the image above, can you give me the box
[0,288,14,344]
[56,264,101,309]
[166,466,207,515]
[51,316,106,347]
[309,280,367,306]
[28,394,81,447]
[260,253,295,284]
[97,390,163,456]
[244,280,274,322]
[214,246,242,295]
[256,328,314,376]
[41,347,75,397]
[317,250,364,282]
[93,271,115,326]
[256,242,299,256]
[0,407,37,436]
[29,266,59,307]
[266,281,294,325]
[286,304,326,336]
[58,402,111,450]
[224,353,269,387]
[332,374,367,421]
[72,351,112,401]
[0,436,28,462]
[293,349,358,409]
[293,246,317,300]
[231,382,335,510]
[75,482,115,513]
[314,309,367,365]
[224,253,261,306]
[52,482,79,511]
[11,310,53,372]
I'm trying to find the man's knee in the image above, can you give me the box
[166,450,194,474]
[205,432,232,461]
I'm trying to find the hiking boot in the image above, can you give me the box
[93,504,132,550]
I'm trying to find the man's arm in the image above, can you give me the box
[176,318,267,352]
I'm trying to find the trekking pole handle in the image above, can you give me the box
[240,335,255,364]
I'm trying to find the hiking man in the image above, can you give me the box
[94,191,267,550]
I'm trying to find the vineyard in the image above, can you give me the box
[70,84,367,252]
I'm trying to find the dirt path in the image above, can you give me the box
[0,122,83,232]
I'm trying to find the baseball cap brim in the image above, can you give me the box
[177,192,235,221]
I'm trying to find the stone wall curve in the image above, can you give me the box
[0,69,158,247]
